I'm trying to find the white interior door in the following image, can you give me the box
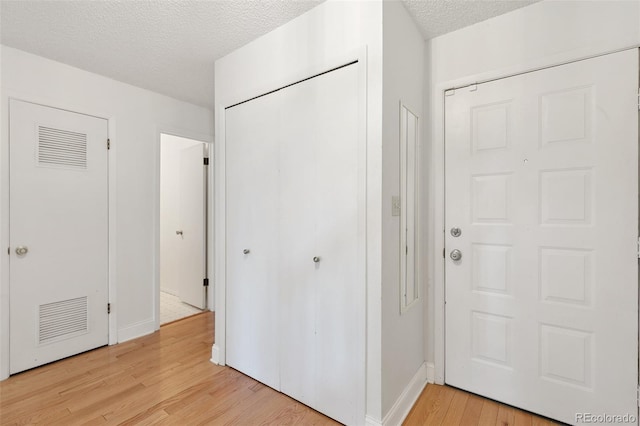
[178,143,206,309]
[226,92,281,390]
[445,49,639,424]
[9,100,109,374]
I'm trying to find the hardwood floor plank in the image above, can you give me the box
[442,388,470,425]
[496,404,516,426]
[420,385,457,425]
[514,409,533,426]
[460,393,484,426]
[477,400,500,426]
[0,312,562,426]
[403,384,438,425]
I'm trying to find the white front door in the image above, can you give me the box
[445,49,639,424]
[178,143,206,309]
[9,100,109,374]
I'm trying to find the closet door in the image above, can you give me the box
[278,79,318,405]
[279,63,361,425]
[225,92,281,390]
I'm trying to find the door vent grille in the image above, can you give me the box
[38,296,88,344]
[37,126,87,169]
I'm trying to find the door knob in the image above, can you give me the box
[176,230,183,236]
[313,256,320,263]
[15,246,28,256]
[450,249,462,261]
[243,249,250,254]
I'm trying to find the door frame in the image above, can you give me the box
[0,93,117,380]
[213,46,368,422]
[153,127,214,330]
[432,45,640,385]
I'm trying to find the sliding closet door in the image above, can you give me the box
[225,93,281,390]
[279,63,361,425]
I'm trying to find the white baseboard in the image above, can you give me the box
[426,362,435,383]
[381,362,428,426]
[118,318,155,343]
[365,415,383,426]
[211,343,224,365]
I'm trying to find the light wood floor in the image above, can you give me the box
[0,312,335,425]
[404,385,560,426]
[0,312,559,425]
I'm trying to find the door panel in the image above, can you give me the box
[278,63,360,425]
[445,49,638,424]
[278,78,318,405]
[9,100,109,374]
[308,65,359,425]
[178,143,206,309]
[225,93,281,390]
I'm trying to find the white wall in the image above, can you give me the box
[0,46,213,379]
[213,0,384,422]
[425,0,640,382]
[160,134,203,296]
[381,0,426,419]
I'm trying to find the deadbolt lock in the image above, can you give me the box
[450,227,462,237]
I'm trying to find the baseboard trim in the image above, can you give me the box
[381,362,428,426]
[365,415,383,426]
[426,362,435,383]
[117,318,155,343]
[211,343,224,365]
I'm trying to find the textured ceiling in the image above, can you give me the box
[403,0,540,40]
[1,0,539,110]
[0,0,324,109]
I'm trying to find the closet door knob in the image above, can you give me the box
[243,249,250,254]
[313,256,320,263]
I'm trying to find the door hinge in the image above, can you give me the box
[637,87,640,110]
[637,385,639,407]
[637,237,640,259]
[203,278,209,287]
[107,138,111,150]
[7,247,9,255]
[443,247,445,258]
[107,303,111,314]
[204,157,209,166]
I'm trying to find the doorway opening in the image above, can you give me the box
[159,133,208,325]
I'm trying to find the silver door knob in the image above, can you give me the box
[450,249,462,261]
[450,227,462,237]
[15,246,28,256]
[243,249,250,254]
[176,230,183,236]
[313,256,320,263]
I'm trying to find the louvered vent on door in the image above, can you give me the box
[37,126,87,169]
[39,296,88,344]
